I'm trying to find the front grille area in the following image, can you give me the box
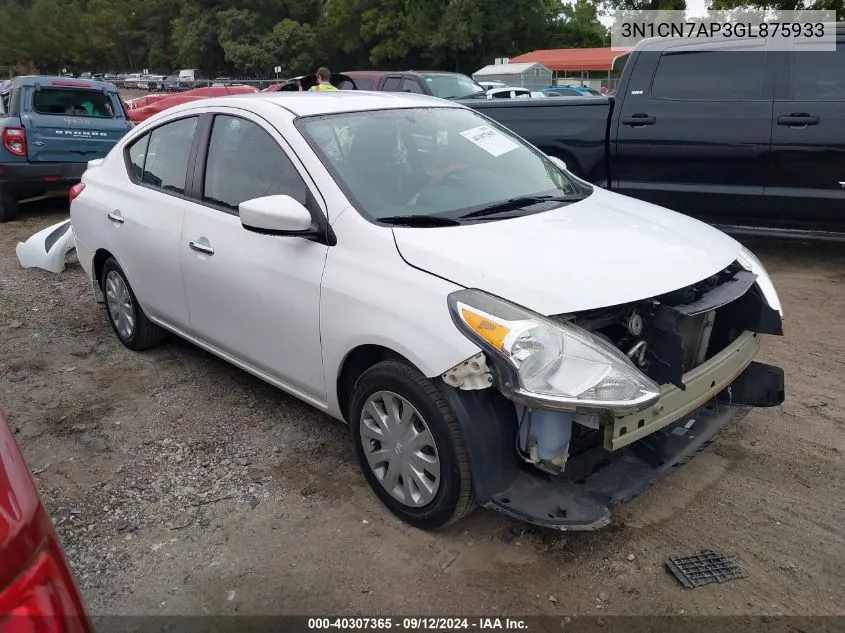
[554,261,774,390]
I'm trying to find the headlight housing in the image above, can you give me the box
[736,246,782,316]
[447,289,661,414]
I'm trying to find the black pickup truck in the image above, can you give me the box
[348,31,845,238]
[463,31,845,238]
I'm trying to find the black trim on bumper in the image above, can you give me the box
[717,361,784,407]
[445,360,784,531]
[484,399,752,530]
[0,162,87,198]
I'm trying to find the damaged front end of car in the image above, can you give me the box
[439,247,785,530]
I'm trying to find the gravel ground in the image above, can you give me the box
[1,201,844,617]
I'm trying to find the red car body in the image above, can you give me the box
[0,409,91,632]
[125,93,168,110]
[128,85,260,122]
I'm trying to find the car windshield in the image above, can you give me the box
[419,74,485,99]
[296,107,589,222]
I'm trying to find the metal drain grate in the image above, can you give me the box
[666,550,747,588]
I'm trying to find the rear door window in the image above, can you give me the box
[651,48,766,101]
[126,134,150,182]
[138,117,198,195]
[33,88,117,117]
[351,77,373,90]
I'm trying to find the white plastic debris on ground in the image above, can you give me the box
[16,218,76,274]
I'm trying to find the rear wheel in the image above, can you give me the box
[101,257,167,350]
[0,191,18,222]
[349,359,476,529]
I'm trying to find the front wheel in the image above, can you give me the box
[349,359,476,529]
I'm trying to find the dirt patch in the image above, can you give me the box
[2,203,844,616]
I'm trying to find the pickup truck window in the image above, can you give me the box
[791,43,845,100]
[382,77,402,91]
[33,88,117,117]
[420,74,486,99]
[651,50,766,101]
[401,78,423,94]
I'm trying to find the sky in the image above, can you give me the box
[597,0,710,27]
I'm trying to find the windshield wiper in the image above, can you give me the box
[459,194,584,220]
[378,214,461,227]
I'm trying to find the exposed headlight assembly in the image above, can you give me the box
[736,246,782,317]
[447,289,661,415]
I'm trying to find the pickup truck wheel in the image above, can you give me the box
[0,191,18,222]
[349,359,476,530]
[101,257,167,351]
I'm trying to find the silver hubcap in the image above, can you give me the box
[360,391,441,508]
[105,270,135,339]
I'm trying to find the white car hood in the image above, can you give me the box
[393,187,743,315]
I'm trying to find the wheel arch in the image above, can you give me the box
[337,344,522,507]
[336,344,411,422]
[92,248,114,290]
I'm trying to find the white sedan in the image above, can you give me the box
[70,91,785,531]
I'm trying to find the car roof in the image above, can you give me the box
[9,75,117,90]
[165,90,462,118]
[343,70,386,77]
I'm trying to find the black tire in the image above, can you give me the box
[0,191,18,222]
[100,257,167,350]
[349,359,476,529]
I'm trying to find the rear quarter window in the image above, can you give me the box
[33,88,116,118]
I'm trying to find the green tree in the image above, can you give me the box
[708,0,843,11]
[217,8,274,75]
[261,19,319,76]
[28,0,84,72]
[556,0,611,48]
[0,0,631,78]
[604,0,686,9]
[172,1,226,73]
[0,1,33,71]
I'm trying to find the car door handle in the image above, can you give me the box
[776,114,819,128]
[189,240,214,255]
[622,114,656,126]
[106,211,124,224]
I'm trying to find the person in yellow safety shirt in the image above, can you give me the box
[310,67,338,91]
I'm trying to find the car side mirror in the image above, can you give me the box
[239,195,313,235]
[547,156,567,172]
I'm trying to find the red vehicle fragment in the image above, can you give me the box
[128,85,259,122]
[0,408,92,632]
[125,93,168,110]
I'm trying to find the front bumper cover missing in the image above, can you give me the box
[483,359,784,531]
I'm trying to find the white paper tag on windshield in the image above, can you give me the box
[459,124,519,157]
